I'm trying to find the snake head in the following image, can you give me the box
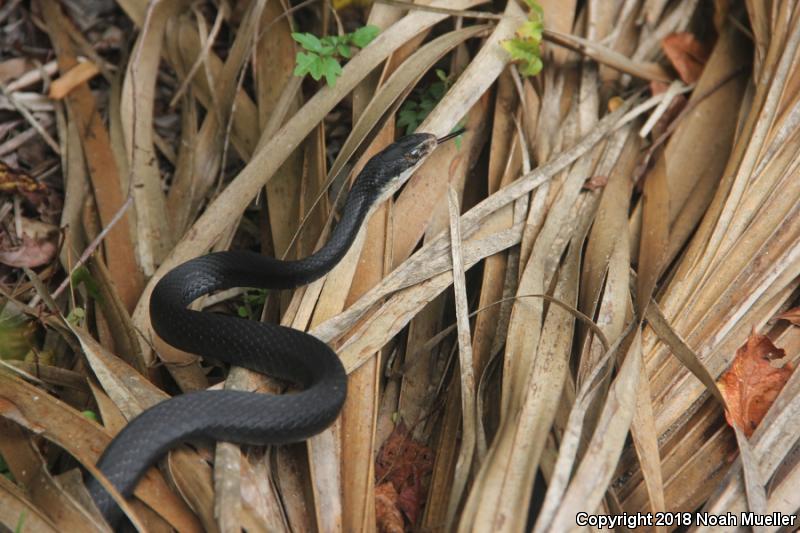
[363,130,464,203]
[379,133,438,168]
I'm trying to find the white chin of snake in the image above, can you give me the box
[369,157,430,218]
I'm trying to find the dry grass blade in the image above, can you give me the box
[645,302,725,405]
[445,187,477,527]
[543,29,672,82]
[548,330,643,532]
[0,474,60,533]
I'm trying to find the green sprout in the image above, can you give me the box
[502,0,545,76]
[292,25,380,86]
[237,288,268,318]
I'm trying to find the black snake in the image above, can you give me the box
[86,130,462,524]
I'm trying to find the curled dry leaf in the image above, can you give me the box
[375,422,435,527]
[717,331,794,437]
[0,218,58,268]
[376,482,404,533]
[661,32,712,84]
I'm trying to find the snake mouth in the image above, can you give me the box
[436,127,467,144]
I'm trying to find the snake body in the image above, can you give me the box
[86,133,449,523]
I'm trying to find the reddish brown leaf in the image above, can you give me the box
[661,32,712,83]
[777,307,800,326]
[582,175,609,191]
[375,422,435,528]
[649,80,670,95]
[376,482,404,533]
[718,331,793,437]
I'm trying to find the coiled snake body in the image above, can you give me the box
[87,132,458,523]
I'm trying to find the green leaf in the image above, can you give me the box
[520,55,543,76]
[292,32,323,53]
[397,108,421,134]
[435,69,448,82]
[350,25,380,48]
[67,307,85,326]
[318,36,337,55]
[522,0,544,19]
[71,266,100,300]
[82,410,98,422]
[337,43,352,58]
[502,39,532,61]
[517,20,543,41]
[429,82,446,100]
[294,51,318,77]
[237,306,250,318]
[15,512,25,533]
[321,56,343,86]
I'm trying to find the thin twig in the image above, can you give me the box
[50,196,134,301]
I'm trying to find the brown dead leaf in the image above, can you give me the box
[661,32,712,84]
[0,397,45,433]
[718,331,793,437]
[777,307,800,326]
[375,422,434,527]
[376,482,405,533]
[582,175,609,191]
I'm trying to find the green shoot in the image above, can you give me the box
[502,0,544,76]
[292,25,380,87]
[82,410,99,422]
[237,289,268,318]
[66,306,86,326]
[70,266,101,300]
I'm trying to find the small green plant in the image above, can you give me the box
[66,306,86,326]
[502,0,544,76]
[292,25,380,87]
[398,69,464,147]
[237,289,268,318]
[71,266,100,300]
